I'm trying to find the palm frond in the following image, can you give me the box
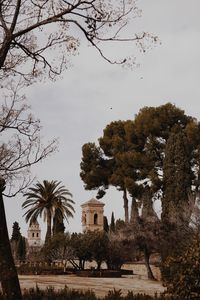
[22,179,75,238]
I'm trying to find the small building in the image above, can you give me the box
[81,198,105,232]
[27,219,42,247]
[26,220,44,262]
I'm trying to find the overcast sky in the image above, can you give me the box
[4,0,200,239]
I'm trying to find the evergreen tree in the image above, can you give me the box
[103,216,109,233]
[80,143,111,197]
[81,120,145,224]
[160,126,194,268]
[10,222,21,242]
[165,233,200,300]
[110,212,115,232]
[162,126,193,226]
[10,222,26,262]
[16,236,26,262]
[53,208,65,236]
[115,219,126,231]
[99,120,139,223]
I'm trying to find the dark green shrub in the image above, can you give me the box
[163,234,200,300]
[124,292,153,300]
[0,286,184,300]
[104,289,122,300]
[23,285,97,300]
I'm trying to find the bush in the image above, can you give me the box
[104,289,122,300]
[23,285,97,300]
[17,264,66,275]
[0,287,185,300]
[164,234,200,300]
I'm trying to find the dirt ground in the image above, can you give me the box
[19,264,165,298]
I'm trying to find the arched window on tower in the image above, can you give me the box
[32,233,34,237]
[94,213,98,225]
[36,233,39,237]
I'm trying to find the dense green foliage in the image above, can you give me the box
[80,103,200,222]
[103,216,109,232]
[110,212,116,232]
[80,143,110,192]
[80,103,200,273]
[164,234,200,300]
[41,230,129,271]
[162,126,193,226]
[10,222,21,242]
[10,222,26,261]
[17,235,26,261]
[80,120,146,223]
[52,208,65,236]
[22,180,74,242]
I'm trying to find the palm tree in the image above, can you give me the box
[22,180,75,243]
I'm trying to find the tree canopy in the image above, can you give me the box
[10,221,21,242]
[22,180,75,243]
[164,234,200,300]
[80,103,200,226]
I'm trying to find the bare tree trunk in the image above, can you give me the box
[80,259,86,270]
[0,38,12,69]
[123,189,129,223]
[130,198,139,225]
[143,246,156,281]
[68,259,79,269]
[0,179,22,299]
[97,261,102,270]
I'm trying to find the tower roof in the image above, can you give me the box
[81,198,105,208]
[29,219,39,226]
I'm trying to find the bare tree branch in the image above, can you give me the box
[0,83,57,197]
[0,0,158,82]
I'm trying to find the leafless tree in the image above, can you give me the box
[0,82,57,196]
[0,0,158,84]
[0,82,56,299]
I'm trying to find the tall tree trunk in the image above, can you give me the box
[123,189,129,223]
[143,245,156,280]
[45,210,52,243]
[0,179,22,299]
[97,261,102,270]
[130,198,139,225]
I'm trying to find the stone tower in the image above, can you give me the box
[27,219,42,247]
[81,198,105,232]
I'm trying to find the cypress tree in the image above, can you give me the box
[103,216,109,232]
[16,236,26,261]
[10,222,26,261]
[11,222,21,242]
[161,126,194,269]
[53,208,65,236]
[110,212,115,232]
[162,126,193,226]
